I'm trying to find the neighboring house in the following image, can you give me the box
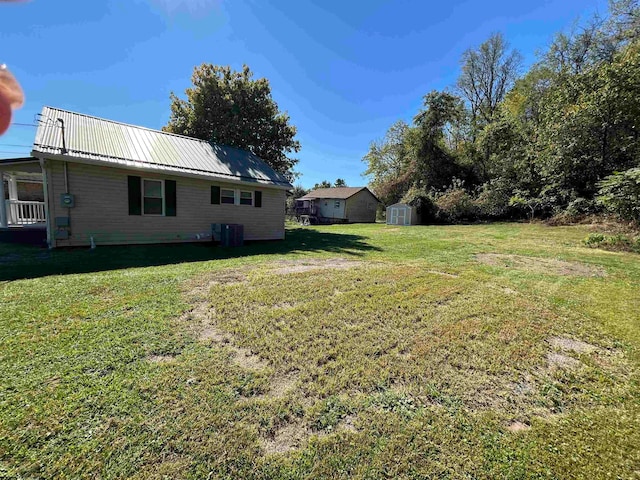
[295,187,379,223]
[0,106,292,247]
[386,203,419,226]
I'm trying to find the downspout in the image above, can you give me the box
[63,160,72,234]
[64,161,69,194]
[37,156,54,249]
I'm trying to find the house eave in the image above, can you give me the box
[31,151,292,190]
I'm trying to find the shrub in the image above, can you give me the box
[548,198,601,224]
[583,233,640,253]
[474,180,513,219]
[583,233,607,246]
[434,188,477,222]
[566,197,600,217]
[596,168,640,221]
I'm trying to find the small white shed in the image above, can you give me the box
[386,203,418,226]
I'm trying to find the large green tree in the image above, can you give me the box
[164,64,300,177]
[412,91,469,190]
[362,120,414,205]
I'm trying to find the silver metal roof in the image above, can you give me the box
[32,106,292,188]
[297,187,379,201]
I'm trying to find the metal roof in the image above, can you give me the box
[297,187,379,201]
[32,106,292,188]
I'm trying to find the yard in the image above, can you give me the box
[1,223,639,479]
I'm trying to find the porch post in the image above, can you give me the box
[7,174,18,201]
[0,174,6,228]
[38,157,54,248]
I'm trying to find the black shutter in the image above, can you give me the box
[211,186,220,204]
[165,180,176,216]
[255,190,262,208]
[128,176,141,215]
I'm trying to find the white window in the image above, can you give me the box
[239,191,253,206]
[143,179,164,215]
[219,189,254,206]
[334,200,340,208]
[221,189,235,204]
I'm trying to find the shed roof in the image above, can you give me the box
[298,187,379,201]
[31,106,292,188]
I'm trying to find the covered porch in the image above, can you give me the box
[294,199,318,216]
[0,158,48,245]
[0,157,46,227]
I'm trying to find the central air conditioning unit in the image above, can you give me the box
[211,223,244,247]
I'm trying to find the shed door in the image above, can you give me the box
[389,207,398,224]
[397,208,407,225]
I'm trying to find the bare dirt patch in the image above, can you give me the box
[262,422,309,455]
[232,346,269,370]
[198,325,229,343]
[548,336,598,353]
[547,352,581,370]
[180,269,270,370]
[182,269,248,302]
[198,324,268,370]
[272,302,296,310]
[507,421,531,432]
[262,413,358,455]
[475,253,606,277]
[147,354,177,364]
[339,414,358,433]
[268,372,298,397]
[271,258,360,275]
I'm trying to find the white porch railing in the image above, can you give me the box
[6,200,46,225]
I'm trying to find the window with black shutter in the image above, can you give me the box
[211,185,220,204]
[128,175,142,215]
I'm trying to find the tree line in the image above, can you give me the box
[363,0,640,223]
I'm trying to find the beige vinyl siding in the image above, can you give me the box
[344,189,377,223]
[314,198,346,220]
[46,159,286,247]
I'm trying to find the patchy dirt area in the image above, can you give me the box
[147,354,177,364]
[267,372,299,398]
[262,414,359,455]
[548,336,598,353]
[262,422,309,455]
[181,269,248,303]
[547,352,581,370]
[545,336,603,371]
[270,258,360,275]
[507,421,531,433]
[231,346,269,370]
[475,253,606,277]
[194,315,268,369]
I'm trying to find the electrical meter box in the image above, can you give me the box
[60,193,75,208]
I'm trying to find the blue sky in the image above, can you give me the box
[2,0,607,188]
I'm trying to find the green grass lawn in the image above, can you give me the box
[1,223,639,479]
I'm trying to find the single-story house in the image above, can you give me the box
[295,187,379,223]
[0,106,292,247]
[386,203,419,226]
